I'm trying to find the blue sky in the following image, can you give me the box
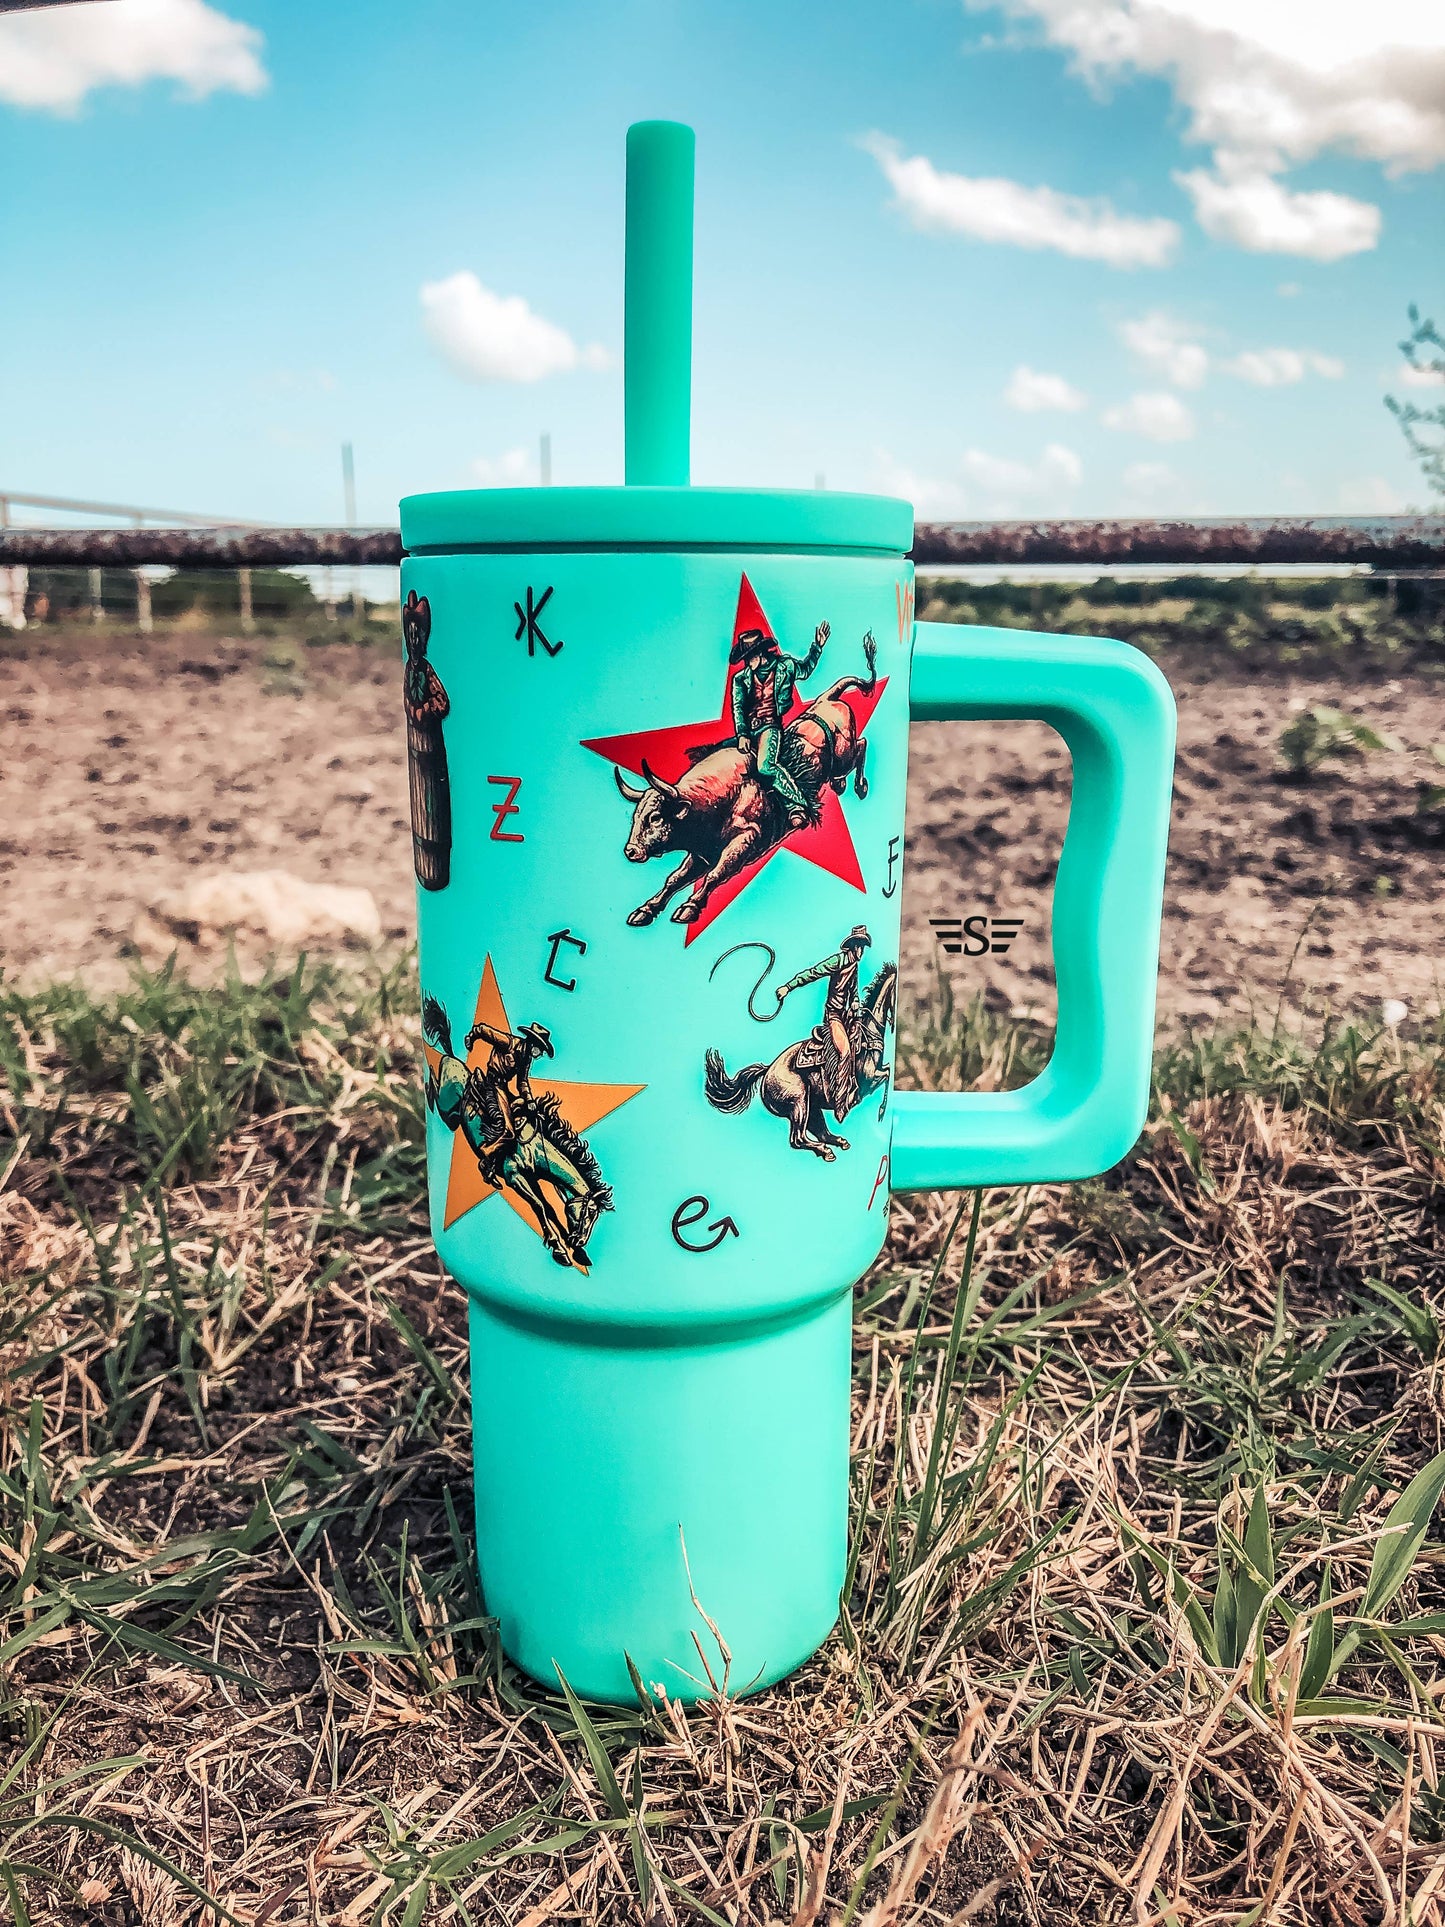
[2,0,1442,527]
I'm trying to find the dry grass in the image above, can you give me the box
[3,959,1444,1926]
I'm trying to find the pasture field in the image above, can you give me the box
[2,962,1443,1926]
[3,586,1443,1024]
[2,586,1443,1923]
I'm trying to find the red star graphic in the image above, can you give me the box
[581,574,887,942]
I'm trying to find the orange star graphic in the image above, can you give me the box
[423,956,645,1246]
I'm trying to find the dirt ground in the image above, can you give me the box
[3,623,1441,1029]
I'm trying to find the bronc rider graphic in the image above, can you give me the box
[704,926,897,1158]
[730,617,830,830]
[775,924,873,1119]
[422,996,612,1271]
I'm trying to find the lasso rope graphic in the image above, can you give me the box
[708,941,783,1022]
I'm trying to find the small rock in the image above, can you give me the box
[136,868,381,960]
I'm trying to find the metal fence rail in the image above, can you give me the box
[1,526,403,566]
[0,514,1442,570]
[911,515,1444,569]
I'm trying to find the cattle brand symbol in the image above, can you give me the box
[421,958,644,1272]
[704,927,897,1159]
[881,835,901,899]
[671,1195,740,1253]
[488,775,524,842]
[930,915,1025,957]
[895,579,914,646]
[515,584,562,657]
[581,573,889,944]
[544,927,587,992]
[868,1154,890,1211]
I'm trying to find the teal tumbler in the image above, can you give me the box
[398,482,1176,1701]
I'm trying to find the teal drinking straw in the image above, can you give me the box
[624,120,695,486]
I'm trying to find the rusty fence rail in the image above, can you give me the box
[0,514,1442,571]
[912,514,1444,570]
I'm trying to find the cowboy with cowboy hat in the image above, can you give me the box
[729,617,830,830]
[457,1016,607,1270]
[775,925,874,1119]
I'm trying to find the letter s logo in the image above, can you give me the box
[961,915,989,958]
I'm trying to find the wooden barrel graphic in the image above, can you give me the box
[402,591,452,892]
[408,712,452,890]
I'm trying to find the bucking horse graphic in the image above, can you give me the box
[422,994,613,1270]
[705,952,898,1160]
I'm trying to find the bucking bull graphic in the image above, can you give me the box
[613,633,878,928]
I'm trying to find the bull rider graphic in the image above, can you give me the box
[730,618,830,831]
[582,574,888,943]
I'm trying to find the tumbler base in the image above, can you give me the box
[465,1289,852,1705]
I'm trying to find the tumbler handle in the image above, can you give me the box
[890,623,1176,1191]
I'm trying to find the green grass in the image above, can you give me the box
[2,959,1444,1924]
[919,572,1445,677]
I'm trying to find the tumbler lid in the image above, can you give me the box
[399,485,913,556]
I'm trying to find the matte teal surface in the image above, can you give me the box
[403,543,1174,1702]
[398,486,914,556]
[625,122,695,487]
[469,1291,851,1703]
[403,114,1175,1702]
[892,623,1177,1190]
[409,547,910,1335]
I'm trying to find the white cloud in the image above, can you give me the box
[1117,315,1345,402]
[419,272,610,384]
[1175,167,1381,260]
[964,441,1083,498]
[1119,310,1209,387]
[1278,282,1302,297]
[0,0,266,112]
[1118,459,1211,511]
[1004,365,1088,411]
[1123,460,1173,489]
[1336,475,1409,512]
[1102,391,1196,441]
[1121,459,1178,503]
[471,447,535,487]
[875,441,1082,517]
[1395,361,1445,389]
[970,0,1445,257]
[973,1,1445,174]
[863,133,1178,267]
[1223,347,1345,385]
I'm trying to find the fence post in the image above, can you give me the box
[135,570,152,633]
[239,566,254,633]
[89,566,104,623]
[0,496,22,630]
